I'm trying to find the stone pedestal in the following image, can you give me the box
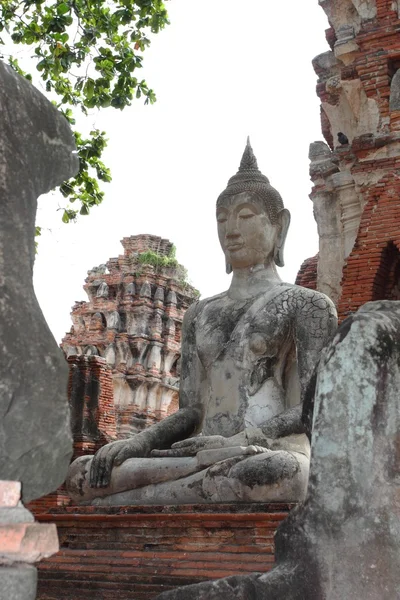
[35,504,293,600]
[0,481,59,600]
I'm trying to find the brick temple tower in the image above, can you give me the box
[62,234,199,439]
[297,0,400,321]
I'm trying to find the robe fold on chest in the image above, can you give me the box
[196,283,302,437]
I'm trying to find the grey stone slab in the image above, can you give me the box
[0,61,77,501]
[0,566,37,600]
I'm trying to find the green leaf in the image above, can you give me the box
[2,0,170,225]
[57,3,70,15]
[83,78,95,99]
[62,210,70,223]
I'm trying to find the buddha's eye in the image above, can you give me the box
[238,211,255,219]
[217,214,227,223]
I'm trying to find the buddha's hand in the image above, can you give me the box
[151,435,229,457]
[89,437,150,489]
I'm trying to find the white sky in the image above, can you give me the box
[32,0,329,343]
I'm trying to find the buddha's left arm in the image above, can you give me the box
[258,288,337,440]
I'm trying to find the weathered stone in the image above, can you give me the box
[0,480,59,598]
[312,51,340,81]
[156,300,400,599]
[389,69,400,112]
[308,141,339,180]
[0,522,58,563]
[0,566,37,600]
[66,140,336,506]
[0,481,21,508]
[0,505,34,525]
[0,61,77,501]
[301,0,400,314]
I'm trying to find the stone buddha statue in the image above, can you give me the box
[67,139,337,505]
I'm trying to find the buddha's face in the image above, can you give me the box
[216,192,278,270]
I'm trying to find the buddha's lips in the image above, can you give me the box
[226,243,244,251]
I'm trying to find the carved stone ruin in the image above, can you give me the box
[156,300,400,599]
[297,0,400,318]
[62,234,199,438]
[0,60,77,598]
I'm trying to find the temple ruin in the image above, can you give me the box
[62,234,199,440]
[296,0,400,322]
[3,1,400,599]
[28,234,199,514]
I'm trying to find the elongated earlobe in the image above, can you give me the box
[226,261,232,274]
[274,208,291,267]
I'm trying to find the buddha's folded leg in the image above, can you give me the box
[91,467,213,506]
[202,450,309,503]
[91,450,309,506]
[66,455,200,504]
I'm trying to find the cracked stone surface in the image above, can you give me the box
[156,300,400,599]
[0,61,77,501]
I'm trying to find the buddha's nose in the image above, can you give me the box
[226,216,241,238]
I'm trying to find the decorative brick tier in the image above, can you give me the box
[35,503,293,600]
[62,234,199,438]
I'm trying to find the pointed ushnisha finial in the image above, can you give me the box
[239,136,259,172]
[217,137,285,225]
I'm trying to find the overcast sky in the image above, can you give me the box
[32,1,329,342]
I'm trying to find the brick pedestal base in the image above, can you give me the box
[35,504,293,600]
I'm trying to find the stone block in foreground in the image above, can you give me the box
[0,60,77,502]
[0,481,60,600]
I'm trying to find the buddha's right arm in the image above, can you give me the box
[89,405,203,488]
[90,302,207,488]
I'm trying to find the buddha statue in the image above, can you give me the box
[67,140,337,505]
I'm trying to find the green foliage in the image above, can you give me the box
[34,224,41,251]
[137,246,179,270]
[136,245,201,298]
[0,0,169,221]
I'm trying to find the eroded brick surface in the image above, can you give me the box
[35,504,293,600]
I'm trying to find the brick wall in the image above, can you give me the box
[297,3,400,319]
[68,355,117,458]
[339,175,400,319]
[36,504,293,600]
[295,254,318,290]
[27,356,116,514]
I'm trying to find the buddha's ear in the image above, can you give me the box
[225,260,233,274]
[274,208,291,267]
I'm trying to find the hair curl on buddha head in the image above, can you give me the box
[217,137,284,224]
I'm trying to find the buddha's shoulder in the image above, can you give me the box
[280,283,337,316]
[183,291,228,321]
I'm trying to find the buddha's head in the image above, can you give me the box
[216,139,290,273]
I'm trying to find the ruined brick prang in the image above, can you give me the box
[29,237,197,514]
[298,1,400,320]
[62,234,198,438]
